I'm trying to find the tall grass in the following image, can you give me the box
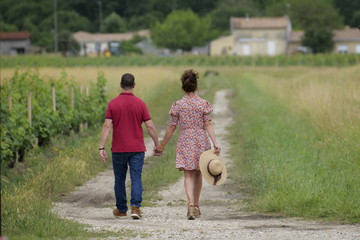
[223,68,360,222]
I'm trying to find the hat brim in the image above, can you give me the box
[199,150,227,186]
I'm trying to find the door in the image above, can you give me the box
[268,41,275,56]
[243,44,250,56]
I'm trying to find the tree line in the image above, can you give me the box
[0,0,359,52]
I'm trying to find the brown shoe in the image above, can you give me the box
[194,205,201,218]
[187,203,195,220]
[113,208,127,218]
[131,206,142,219]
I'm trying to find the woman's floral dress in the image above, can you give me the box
[169,93,213,170]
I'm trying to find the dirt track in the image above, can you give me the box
[53,90,360,239]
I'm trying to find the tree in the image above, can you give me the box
[290,0,343,30]
[0,21,18,31]
[100,12,126,33]
[151,9,219,51]
[334,0,360,26]
[208,0,252,33]
[301,27,334,53]
[351,11,360,28]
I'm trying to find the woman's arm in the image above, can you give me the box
[204,120,221,155]
[155,124,177,154]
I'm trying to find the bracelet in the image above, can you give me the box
[160,144,165,149]
[99,148,105,150]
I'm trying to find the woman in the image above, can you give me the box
[155,69,221,220]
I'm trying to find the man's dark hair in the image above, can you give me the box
[121,73,135,89]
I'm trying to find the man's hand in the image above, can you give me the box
[153,145,163,156]
[100,149,108,163]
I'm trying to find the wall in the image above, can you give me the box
[332,41,360,54]
[0,39,31,55]
[209,35,234,56]
[232,28,288,56]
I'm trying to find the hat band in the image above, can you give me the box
[207,159,222,186]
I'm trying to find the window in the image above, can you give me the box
[337,45,348,54]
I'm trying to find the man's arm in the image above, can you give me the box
[144,120,160,154]
[99,118,112,163]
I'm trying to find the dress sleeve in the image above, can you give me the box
[169,102,179,125]
[203,101,213,122]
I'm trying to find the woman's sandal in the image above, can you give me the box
[187,202,195,220]
[194,205,201,218]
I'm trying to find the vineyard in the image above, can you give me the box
[0,70,108,167]
[1,53,360,68]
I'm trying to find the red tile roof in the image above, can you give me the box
[0,32,31,40]
[72,29,150,43]
[232,16,290,29]
[333,28,360,41]
[290,28,360,42]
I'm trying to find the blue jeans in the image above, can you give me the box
[112,152,145,213]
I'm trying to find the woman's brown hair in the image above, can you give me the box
[180,69,199,93]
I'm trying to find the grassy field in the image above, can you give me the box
[215,66,360,222]
[2,65,359,239]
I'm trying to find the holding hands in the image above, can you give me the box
[154,144,164,156]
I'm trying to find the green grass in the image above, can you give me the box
[226,74,360,222]
[1,127,116,239]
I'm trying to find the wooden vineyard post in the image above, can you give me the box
[8,97,18,164]
[84,86,89,129]
[8,97,12,110]
[52,86,56,111]
[79,86,83,132]
[28,92,32,127]
[70,87,74,108]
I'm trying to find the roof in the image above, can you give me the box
[333,28,360,41]
[231,16,289,29]
[290,31,304,42]
[72,29,150,43]
[290,27,360,42]
[0,32,31,40]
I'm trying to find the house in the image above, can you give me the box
[72,29,150,56]
[288,27,360,54]
[210,16,291,56]
[0,32,31,55]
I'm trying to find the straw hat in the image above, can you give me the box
[199,150,227,186]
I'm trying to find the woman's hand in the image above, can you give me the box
[154,145,164,156]
[214,144,221,155]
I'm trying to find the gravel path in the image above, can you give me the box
[53,90,360,239]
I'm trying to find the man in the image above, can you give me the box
[99,73,161,219]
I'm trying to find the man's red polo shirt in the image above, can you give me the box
[105,92,151,153]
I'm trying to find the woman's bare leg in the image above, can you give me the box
[184,170,195,204]
[193,170,202,207]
